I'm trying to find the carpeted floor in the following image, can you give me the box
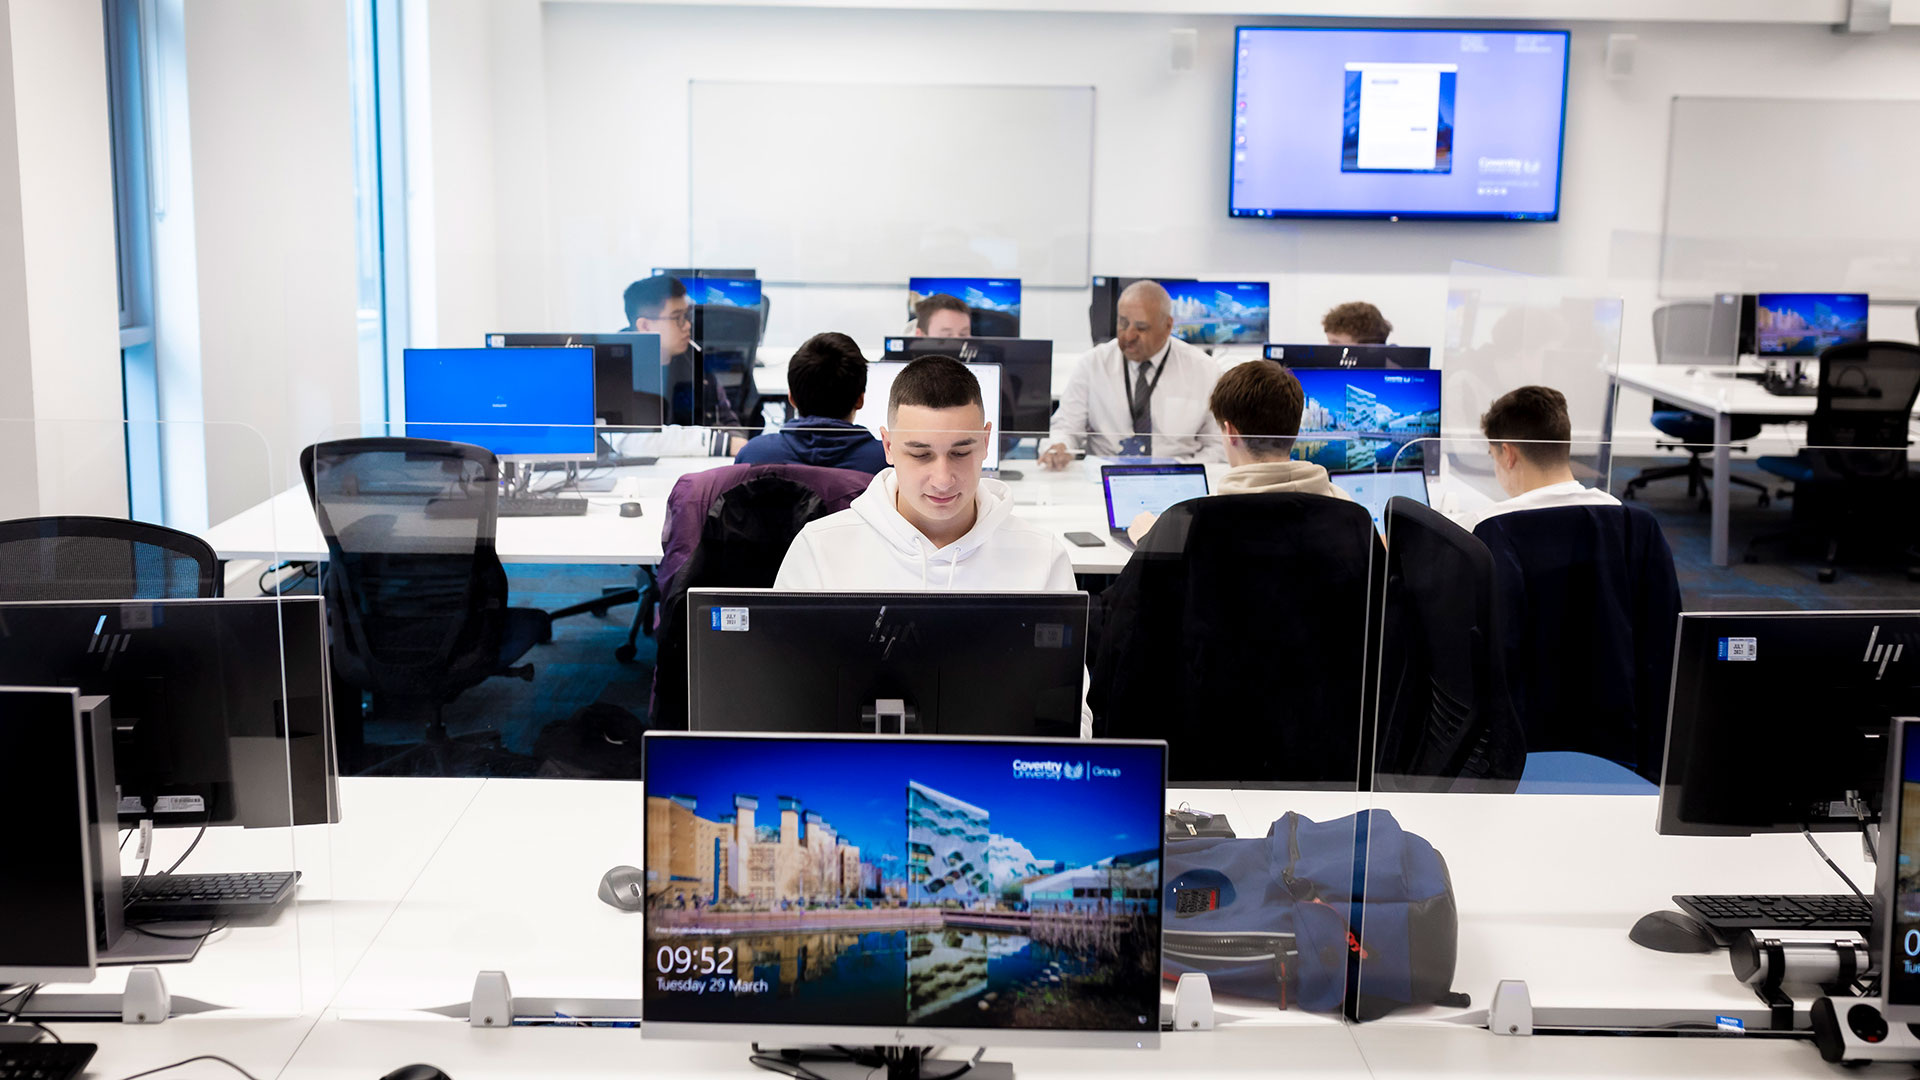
[369,456,1920,771]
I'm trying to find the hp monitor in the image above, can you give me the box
[1263,343,1432,370]
[487,332,672,429]
[1658,611,1920,838]
[686,590,1087,739]
[1753,293,1869,357]
[640,730,1166,1060]
[652,266,758,281]
[1164,281,1270,346]
[402,346,598,462]
[1231,27,1569,221]
[908,277,1021,337]
[0,597,338,829]
[0,687,97,983]
[1289,367,1441,472]
[686,276,764,310]
[882,337,1052,438]
[852,361,1003,471]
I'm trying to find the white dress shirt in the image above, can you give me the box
[1472,479,1621,528]
[1046,337,1225,461]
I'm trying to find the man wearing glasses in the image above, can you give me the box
[623,274,746,450]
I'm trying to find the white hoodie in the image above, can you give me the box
[775,469,1076,591]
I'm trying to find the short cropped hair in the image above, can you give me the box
[787,332,868,420]
[914,293,972,332]
[1209,362,1305,458]
[1481,385,1572,468]
[888,355,982,422]
[1322,301,1392,345]
[623,275,686,325]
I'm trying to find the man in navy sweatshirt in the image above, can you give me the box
[734,332,888,474]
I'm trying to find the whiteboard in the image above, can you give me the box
[1661,97,1920,302]
[688,82,1094,287]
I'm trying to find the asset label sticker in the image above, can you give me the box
[153,795,206,814]
[1035,623,1066,649]
[1717,637,1757,661]
[1714,1014,1744,1034]
[714,607,749,632]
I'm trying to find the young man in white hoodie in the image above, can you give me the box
[774,356,1076,591]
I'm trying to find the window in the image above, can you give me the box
[103,0,159,520]
[347,0,408,428]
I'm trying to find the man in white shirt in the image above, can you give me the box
[1040,280,1224,467]
[775,355,1075,591]
[1475,385,1620,525]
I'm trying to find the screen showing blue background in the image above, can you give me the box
[689,276,764,309]
[1289,367,1441,470]
[403,347,597,458]
[908,278,1022,318]
[1754,293,1869,356]
[1164,281,1270,345]
[1232,28,1568,219]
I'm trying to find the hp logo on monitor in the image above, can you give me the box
[1865,625,1906,681]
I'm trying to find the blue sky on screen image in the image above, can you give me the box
[1164,281,1270,345]
[1289,369,1441,471]
[909,277,1021,315]
[1755,293,1868,356]
[691,276,763,308]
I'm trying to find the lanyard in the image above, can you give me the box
[1122,349,1169,419]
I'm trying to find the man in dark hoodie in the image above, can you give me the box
[734,332,888,474]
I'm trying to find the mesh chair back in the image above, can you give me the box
[300,438,509,698]
[1808,341,1920,481]
[0,515,219,600]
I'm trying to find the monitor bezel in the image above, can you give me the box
[1099,463,1211,532]
[0,685,99,984]
[1263,343,1434,370]
[638,729,1167,1051]
[1228,25,1570,223]
[401,345,600,464]
[1879,717,1920,1021]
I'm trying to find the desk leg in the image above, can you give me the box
[1712,413,1732,567]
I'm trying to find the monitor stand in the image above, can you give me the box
[762,1048,1012,1080]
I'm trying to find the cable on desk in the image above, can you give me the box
[126,919,228,941]
[114,1055,262,1080]
[1803,827,1866,899]
[3,983,40,1023]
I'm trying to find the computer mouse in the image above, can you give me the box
[599,864,647,911]
[1629,909,1718,953]
[619,502,644,518]
[380,1066,451,1080]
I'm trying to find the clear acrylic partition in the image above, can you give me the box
[1359,420,1920,1035]
[0,419,313,1017]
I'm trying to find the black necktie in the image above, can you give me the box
[1132,361,1154,435]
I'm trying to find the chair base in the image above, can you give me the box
[1622,451,1770,506]
[550,585,640,623]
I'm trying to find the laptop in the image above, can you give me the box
[1102,463,1210,549]
[1330,468,1430,534]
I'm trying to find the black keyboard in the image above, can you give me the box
[0,1042,96,1080]
[497,496,588,518]
[1675,893,1872,934]
[124,870,299,921]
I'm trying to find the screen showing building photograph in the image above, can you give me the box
[1165,281,1271,346]
[1754,293,1868,357]
[689,276,764,309]
[642,735,1165,1033]
[1289,367,1441,471]
[907,278,1022,320]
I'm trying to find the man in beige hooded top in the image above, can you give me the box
[1125,359,1349,543]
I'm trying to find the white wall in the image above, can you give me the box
[184,0,362,523]
[0,0,128,518]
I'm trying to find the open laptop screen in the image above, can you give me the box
[1102,464,1210,531]
[1329,468,1429,533]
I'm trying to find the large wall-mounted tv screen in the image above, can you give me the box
[1230,27,1569,221]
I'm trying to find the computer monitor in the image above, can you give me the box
[686,590,1088,739]
[1101,464,1210,534]
[640,730,1166,1054]
[0,597,338,829]
[1877,717,1920,1022]
[908,277,1021,337]
[652,266,758,281]
[882,337,1052,438]
[852,361,1003,471]
[402,346,598,462]
[687,276,763,309]
[1289,367,1442,472]
[1328,468,1429,533]
[1164,281,1270,346]
[1658,611,1920,838]
[487,332,674,429]
[1089,276,1195,344]
[1263,343,1432,369]
[1753,293,1869,357]
[0,686,97,983]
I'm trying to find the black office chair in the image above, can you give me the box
[1623,303,1769,506]
[0,515,220,600]
[694,304,765,431]
[1090,493,1380,786]
[1373,498,1524,793]
[1748,341,1920,583]
[301,438,553,775]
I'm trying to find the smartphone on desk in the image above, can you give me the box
[1064,531,1107,548]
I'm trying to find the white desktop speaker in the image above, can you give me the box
[1603,34,1637,80]
[1169,28,1198,72]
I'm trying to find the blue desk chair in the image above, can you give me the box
[1623,303,1769,507]
[1748,341,1920,583]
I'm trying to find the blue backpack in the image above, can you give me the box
[1162,809,1467,1020]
